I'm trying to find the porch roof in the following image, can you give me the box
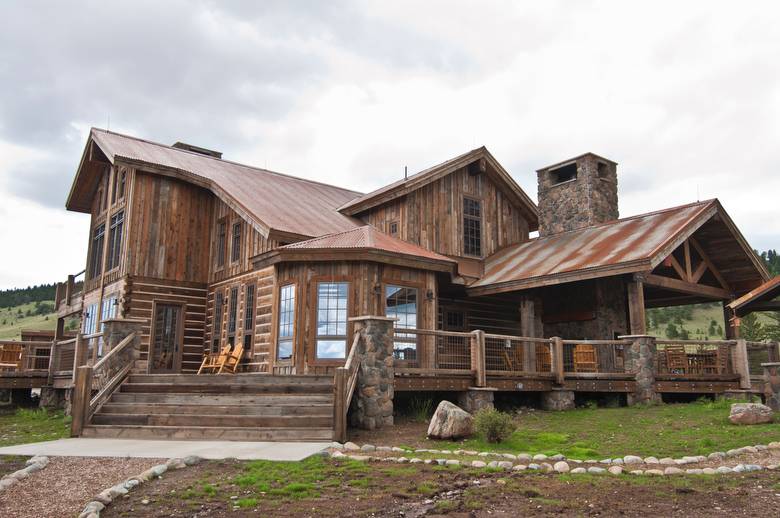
[727,276,780,316]
[469,200,769,296]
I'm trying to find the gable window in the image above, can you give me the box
[277,284,295,361]
[385,285,418,361]
[243,284,255,350]
[463,197,482,257]
[231,222,242,263]
[89,224,105,279]
[316,282,348,359]
[388,221,399,237]
[212,291,224,352]
[216,219,227,268]
[106,210,124,271]
[227,287,238,346]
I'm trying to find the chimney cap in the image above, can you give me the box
[172,141,222,159]
[536,152,617,173]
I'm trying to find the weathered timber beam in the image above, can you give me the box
[689,237,731,290]
[644,274,730,299]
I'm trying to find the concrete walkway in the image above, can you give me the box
[0,438,331,461]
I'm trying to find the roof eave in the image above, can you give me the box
[252,247,457,273]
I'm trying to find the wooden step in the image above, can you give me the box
[91,413,333,427]
[81,424,334,442]
[98,402,333,416]
[109,393,334,405]
[120,383,332,394]
[128,374,333,385]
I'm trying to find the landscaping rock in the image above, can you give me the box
[570,467,587,474]
[166,458,186,470]
[623,455,642,465]
[471,460,487,468]
[360,444,376,452]
[549,454,565,461]
[533,454,548,461]
[554,461,570,473]
[708,452,725,461]
[498,461,513,469]
[344,442,360,451]
[410,458,422,464]
[715,466,733,474]
[768,441,780,449]
[445,459,460,466]
[528,463,541,470]
[664,467,683,475]
[348,455,370,462]
[608,466,623,475]
[587,467,606,474]
[540,463,553,472]
[183,455,202,466]
[645,469,664,476]
[512,465,528,471]
[629,470,644,475]
[702,468,717,475]
[728,403,773,425]
[427,401,474,439]
[599,458,612,464]
[644,456,659,464]
[502,453,517,460]
[659,458,675,465]
[612,458,624,465]
[686,469,703,475]
[517,454,532,463]
[392,447,405,452]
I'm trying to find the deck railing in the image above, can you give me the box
[54,269,85,312]
[561,339,631,374]
[393,328,474,372]
[334,333,361,443]
[0,340,53,372]
[655,339,738,376]
[484,334,555,375]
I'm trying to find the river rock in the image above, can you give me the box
[608,466,623,475]
[728,403,773,425]
[623,455,642,465]
[427,401,474,439]
[554,461,570,473]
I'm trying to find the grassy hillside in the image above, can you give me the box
[0,301,57,340]
[647,302,776,340]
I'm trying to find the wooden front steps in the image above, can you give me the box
[82,374,335,442]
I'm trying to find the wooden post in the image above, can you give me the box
[551,337,564,386]
[520,298,536,372]
[70,365,93,437]
[732,339,751,390]
[769,341,780,363]
[470,330,486,388]
[723,303,739,339]
[627,277,647,335]
[54,283,62,311]
[65,275,75,306]
[73,333,87,383]
[333,367,346,442]
[47,340,57,385]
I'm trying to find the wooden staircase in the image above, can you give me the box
[81,374,336,441]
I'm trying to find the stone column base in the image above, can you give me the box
[541,390,575,411]
[762,362,780,411]
[39,387,67,410]
[457,387,496,413]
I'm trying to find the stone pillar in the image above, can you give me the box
[620,335,661,405]
[39,387,67,410]
[457,387,496,413]
[349,316,396,430]
[762,362,780,411]
[541,389,575,411]
[102,318,144,353]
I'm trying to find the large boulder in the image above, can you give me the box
[729,403,774,425]
[427,401,474,439]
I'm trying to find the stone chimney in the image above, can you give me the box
[536,153,618,237]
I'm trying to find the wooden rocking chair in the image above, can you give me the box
[218,343,244,374]
[198,344,230,374]
[573,344,598,373]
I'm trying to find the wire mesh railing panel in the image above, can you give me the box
[656,340,735,375]
[560,341,629,374]
[434,333,470,370]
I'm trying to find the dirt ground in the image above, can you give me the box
[105,458,780,518]
[0,454,29,477]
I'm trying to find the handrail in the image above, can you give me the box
[56,338,78,346]
[656,339,736,346]
[334,333,361,443]
[83,332,104,340]
[88,331,138,417]
[91,332,134,371]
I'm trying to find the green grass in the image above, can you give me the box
[431,398,780,458]
[0,408,70,447]
[0,301,57,340]
[647,303,774,340]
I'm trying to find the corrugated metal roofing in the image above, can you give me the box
[727,276,780,311]
[89,128,363,238]
[471,200,718,290]
[282,225,456,264]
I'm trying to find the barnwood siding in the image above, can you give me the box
[438,294,523,336]
[124,277,208,372]
[272,262,436,373]
[126,171,213,282]
[359,166,530,259]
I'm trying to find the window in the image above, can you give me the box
[231,222,242,263]
[227,287,238,345]
[83,303,98,334]
[212,291,224,352]
[216,220,226,268]
[243,284,255,349]
[99,295,118,357]
[89,224,105,279]
[445,310,466,331]
[315,282,348,359]
[117,170,127,201]
[106,210,124,271]
[385,285,418,360]
[277,284,295,361]
[463,197,482,257]
[388,221,399,237]
[549,163,578,185]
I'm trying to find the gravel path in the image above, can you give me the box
[0,456,162,518]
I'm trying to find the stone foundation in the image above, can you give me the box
[457,388,496,413]
[761,363,780,410]
[350,316,396,431]
[622,335,660,405]
[39,387,67,410]
[541,390,575,411]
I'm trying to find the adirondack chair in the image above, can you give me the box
[573,344,598,373]
[535,344,551,372]
[0,343,24,372]
[701,345,730,375]
[198,344,230,374]
[218,343,244,374]
[664,345,688,374]
[501,341,524,371]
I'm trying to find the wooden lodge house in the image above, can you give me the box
[3,127,777,441]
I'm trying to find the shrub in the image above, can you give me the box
[474,407,516,443]
[408,397,434,423]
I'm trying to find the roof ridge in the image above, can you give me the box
[90,127,363,196]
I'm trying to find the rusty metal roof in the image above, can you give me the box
[727,276,780,312]
[283,225,455,263]
[470,200,719,293]
[85,128,363,238]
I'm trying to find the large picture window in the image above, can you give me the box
[277,284,295,361]
[463,197,482,257]
[315,282,348,359]
[212,291,224,352]
[216,220,226,268]
[385,285,418,360]
[231,222,242,263]
[227,287,238,345]
[89,224,105,279]
[106,210,124,270]
[243,284,255,350]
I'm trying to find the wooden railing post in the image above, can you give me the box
[47,340,57,384]
[54,283,62,311]
[72,333,86,383]
[470,330,486,388]
[551,337,564,386]
[70,365,93,437]
[333,367,347,443]
[768,341,780,363]
[733,339,751,390]
[65,274,75,306]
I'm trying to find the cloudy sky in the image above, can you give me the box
[1,1,779,290]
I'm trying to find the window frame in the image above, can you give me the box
[311,279,351,363]
[275,283,296,364]
[388,220,399,237]
[105,209,125,272]
[231,221,242,264]
[243,283,256,350]
[215,218,227,269]
[383,282,421,363]
[227,286,239,346]
[462,196,483,257]
[212,290,225,353]
[88,223,106,280]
